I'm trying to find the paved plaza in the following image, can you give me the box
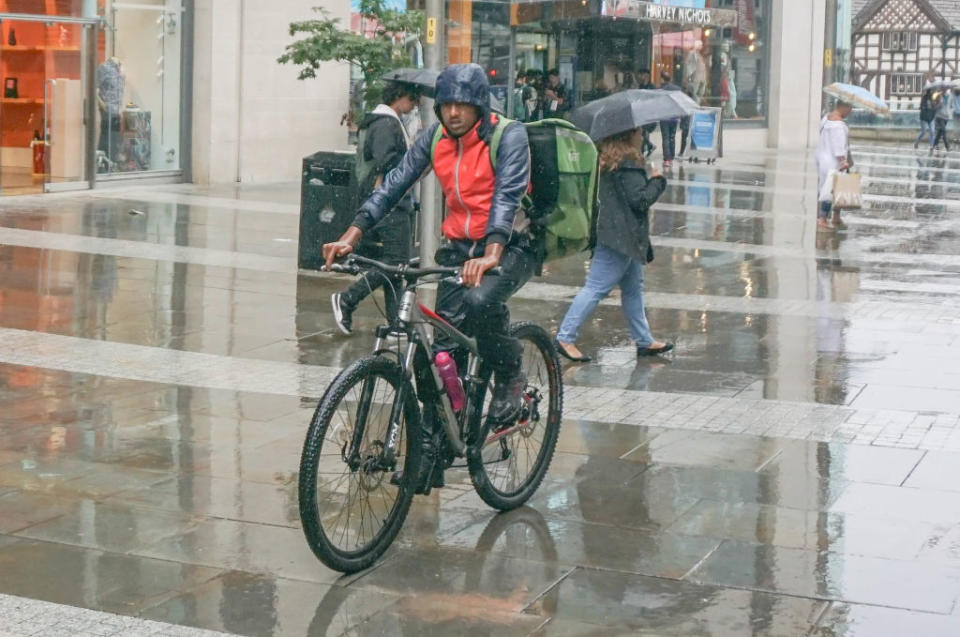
[3,144,960,635]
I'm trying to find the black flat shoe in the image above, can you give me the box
[637,342,674,357]
[555,339,591,362]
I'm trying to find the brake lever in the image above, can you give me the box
[325,263,360,275]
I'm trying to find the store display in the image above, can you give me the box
[31,131,46,176]
[120,107,151,172]
[683,40,708,102]
[96,57,126,168]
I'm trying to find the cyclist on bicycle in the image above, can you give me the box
[324,63,537,428]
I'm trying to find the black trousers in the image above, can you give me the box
[679,117,691,156]
[340,211,413,323]
[660,120,678,160]
[933,118,951,151]
[434,241,537,375]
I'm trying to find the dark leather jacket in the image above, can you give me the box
[594,158,667,263]
[352,116,530,246]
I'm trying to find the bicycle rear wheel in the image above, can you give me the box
[467,322,563,510]
[299,356,420,573]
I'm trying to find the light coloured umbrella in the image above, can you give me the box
[568,89,700,142]
[823,82,890,116]
[924,80,954,92]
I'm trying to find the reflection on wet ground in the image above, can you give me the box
[3,144,960,635]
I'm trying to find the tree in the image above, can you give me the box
[278,0,424,114]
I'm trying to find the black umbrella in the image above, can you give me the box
[380,67,504,112]
[380,68,439,94]
[568,89,700,142]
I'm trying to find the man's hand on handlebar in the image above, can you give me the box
[323,226,363,270]
[461,242,504,288]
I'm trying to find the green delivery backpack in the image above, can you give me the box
[430,116,599,267]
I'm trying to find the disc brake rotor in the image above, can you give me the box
[358,441,387,492]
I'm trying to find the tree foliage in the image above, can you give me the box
[278,1,424,111]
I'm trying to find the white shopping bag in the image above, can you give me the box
[819,169,837,203]
[832,172,862,210]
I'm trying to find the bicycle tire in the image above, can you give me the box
[299,356,421,573]
[467,322,563,511]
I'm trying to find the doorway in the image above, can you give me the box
[0,15,96,195]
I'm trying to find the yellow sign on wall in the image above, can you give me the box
[426,17,437,44]
[824,49,833,67]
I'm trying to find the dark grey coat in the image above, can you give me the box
[594,158,667,263]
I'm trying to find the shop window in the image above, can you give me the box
[447,0,769,123]
[650,0,770,121]
[98,0,183,174]
[1,0,105,17]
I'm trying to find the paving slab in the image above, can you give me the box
[3,146,960,635]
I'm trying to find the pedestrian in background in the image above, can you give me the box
[331,81,420,334]
[931,89,952,154]
[658,71,682,168]
[914,87,935,149]
[543,68,570,116]
[637,70,657,157]
[816,100,853,231]
[677,86,696,160]
[953,87,960,145]
[555,127,674,363]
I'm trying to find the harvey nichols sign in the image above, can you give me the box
[603,1,739,28]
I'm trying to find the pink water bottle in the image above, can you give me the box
[435,351,466,410]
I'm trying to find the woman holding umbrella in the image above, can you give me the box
[816,99,853,230]
[554,127,674,362]
[817,83,887,231]
[554,88,696,361]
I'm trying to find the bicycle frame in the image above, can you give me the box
[372,286,483,459]
[331,254,501,466]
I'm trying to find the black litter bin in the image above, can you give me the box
[298,150,357,270]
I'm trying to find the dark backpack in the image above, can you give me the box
[430,116,599,266]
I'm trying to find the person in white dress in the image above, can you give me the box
[816,100,853,230]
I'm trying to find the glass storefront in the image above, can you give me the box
[447,0,770,124]
[0,0,186,195]
[99,0,184,175]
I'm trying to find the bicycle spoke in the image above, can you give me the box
[476,330,557,498]
[308,365,409,557]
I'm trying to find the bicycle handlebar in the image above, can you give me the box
[326,254,503,279]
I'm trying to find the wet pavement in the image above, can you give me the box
[3,143,960,635]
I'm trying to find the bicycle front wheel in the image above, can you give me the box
[299,356,420,573]
[467,322,563,510]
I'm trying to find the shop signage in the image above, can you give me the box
[602,0,738,28]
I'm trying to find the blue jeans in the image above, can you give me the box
[660,120,678,161]
[915,120,933,144]
[557,244,654,347]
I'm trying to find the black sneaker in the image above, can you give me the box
[488,371,527,425]
[390,451,445,494]
[331,293,353,335]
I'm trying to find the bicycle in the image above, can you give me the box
[299,254,563,573]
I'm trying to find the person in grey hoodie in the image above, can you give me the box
[952,87,960,145]
[930,89,952,154]
[331,81,421,334]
